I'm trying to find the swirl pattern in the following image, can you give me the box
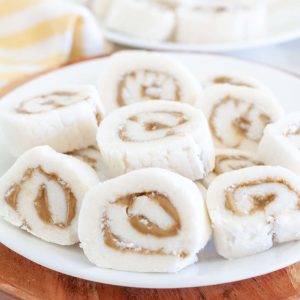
[118,110,188,142]
[5,166,76,228]
[209,96,271,148]
[117,70,181,107]
[16,91,89,114]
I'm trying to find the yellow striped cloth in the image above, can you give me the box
[0,0,105,88]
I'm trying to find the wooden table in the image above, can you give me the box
[1,57,300,300]
[0,243,300,300]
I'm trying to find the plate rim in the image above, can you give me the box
[102,25,300,53]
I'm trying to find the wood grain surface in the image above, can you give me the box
[1,243,300,300]
[1,56,300,300]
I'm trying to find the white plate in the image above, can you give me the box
[1,53,300,289]
[102,0,300,52]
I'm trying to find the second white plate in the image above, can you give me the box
[102,0,300,52]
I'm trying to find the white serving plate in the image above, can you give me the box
[102,0,300,52]
[1,53,300,289]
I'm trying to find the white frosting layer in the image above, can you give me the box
[78,168,211,272]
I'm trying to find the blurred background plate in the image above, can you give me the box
[1,53,300,288]
[102,0,300,53]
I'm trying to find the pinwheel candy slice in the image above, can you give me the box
[98,50,201,112]
[207,166,300,259]
[105,0,175,42]
[200,85,284,151]
[201,149,263,188]
[97,100,215,180]
[0,84,105,157]
[78,168,211,272]
[0,146,99,245]
[176,1,267,43]
[259,113,300,175]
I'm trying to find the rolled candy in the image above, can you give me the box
[105,0,175,41]
[78,168,211,272]
[66,145,108,181]
[0,84,105,157]
[201,149,263,188]
[97,100,215,180]
[202,72,271,95]
[175,0,266,43]
[0,146,99,245]
[98,51,201,112]
[259,113,300,175]
[200,85,284,151]
[207,166,300,259]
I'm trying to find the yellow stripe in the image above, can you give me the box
[0,0,42,18]
[0,71,29,81]
[0,14,77,49]
[69,17,86,61]
[0,53,67,67]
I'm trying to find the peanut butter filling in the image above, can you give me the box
[213,76,253,88]
[66,146,99,170]
[5,166,76,228]
[16,91,89,114]
[225,178,300,216]
[118,111,188,142]
[102,191,187,257]
[116,70,181,107]
[214,154,262,175]
[209,96,271,148]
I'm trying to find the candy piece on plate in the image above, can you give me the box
[66,145,108,181]
[200,85,284,151]
[202,72,272,95]
[105,0,175,41]
[97,100,215,180]
[78,168,211,272]
[0,84,105,157]
[176,0,267,43]
[259,112,300,175]
[0,146,99,245]
[201,148,263,188]
[98,50,202,112]
[207,166,300,259]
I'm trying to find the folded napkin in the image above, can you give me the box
[0,0,105,88]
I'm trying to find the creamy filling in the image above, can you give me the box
[117,70,181,107]
[101,191,187,257]
[118,111,188,142]
[5,166,76,228]
[225,178,300,216]
[212,76,254,88]
[214,154,262,175]
[16,91,89,114]
[66,146,100,170]
[209,96,271,148]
